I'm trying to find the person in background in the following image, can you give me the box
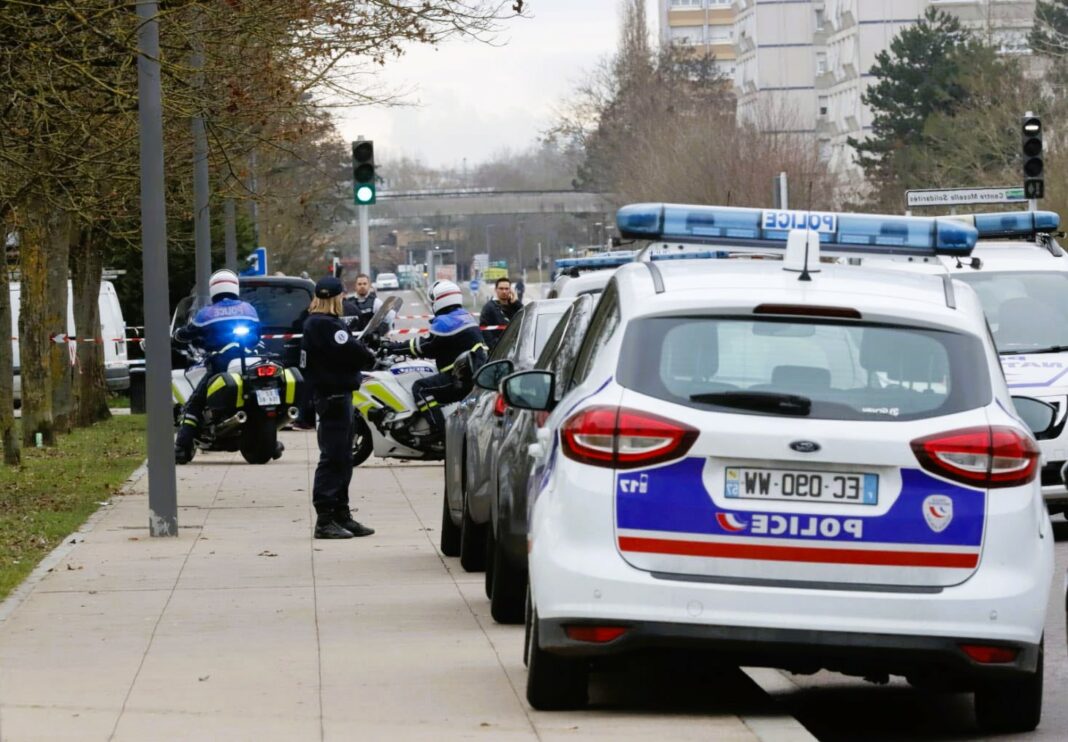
[343,273,394,335]
[479,277,520,351]
[514,276,525,304]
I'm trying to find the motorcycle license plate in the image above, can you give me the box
[256,388,281,406]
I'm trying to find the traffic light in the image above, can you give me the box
[1022,116,1044,200]
[352,140,376,205]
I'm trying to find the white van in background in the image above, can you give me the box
[10,280,129,403]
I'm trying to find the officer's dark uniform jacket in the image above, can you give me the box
[343,293,381,333]
[388,307,487,374]
[300,313,376,397]
[479,299,521,350]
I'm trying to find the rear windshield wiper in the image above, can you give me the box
[689,391,812,416]
[999,345,1068,356]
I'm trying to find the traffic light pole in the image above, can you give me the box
[135,0,178,536]
[359,204,370,276]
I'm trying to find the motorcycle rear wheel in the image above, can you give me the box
[240,420,278,465]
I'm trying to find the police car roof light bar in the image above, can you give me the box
[948,210,1060,240]
[617,204,979,257]
[553,251,637,271]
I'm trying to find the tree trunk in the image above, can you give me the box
[0,228,20,466]
[46,211,73,434]
[18,204,55,447]
[71,227,110,427]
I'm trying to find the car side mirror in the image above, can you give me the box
[1012,396,1057,439]
[501,370,555,412]
[474,359,515,391]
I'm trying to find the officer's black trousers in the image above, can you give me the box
[412,373,465,433]
[313,394,355,515]
[180,353,235,430]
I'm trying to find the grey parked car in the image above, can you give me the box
[483,295,596,622]
[440,299,572,570]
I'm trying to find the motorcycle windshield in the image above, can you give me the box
[356,295,402,339]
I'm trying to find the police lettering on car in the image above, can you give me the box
[300,276,377,539]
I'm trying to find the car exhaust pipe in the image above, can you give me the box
[287,406,300,420]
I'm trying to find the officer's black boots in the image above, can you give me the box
[335,510,375,537]
[174,431,195,465]
[315,513,356,539]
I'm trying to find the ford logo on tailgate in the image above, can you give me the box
[790,440,821,454]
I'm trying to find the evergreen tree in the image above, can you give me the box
[1031,0,1068,57]
[849,8,994,192]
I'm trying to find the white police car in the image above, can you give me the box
[940,211,1068,512]
[501,205,1055,733]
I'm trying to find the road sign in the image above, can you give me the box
[469,279,480,292]
[906,187,1027,208]
[240,247,268,277]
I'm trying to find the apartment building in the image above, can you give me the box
[657,0,738,79]
[658,0,1036,176]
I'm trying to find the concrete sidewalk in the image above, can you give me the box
[0,432,812,741]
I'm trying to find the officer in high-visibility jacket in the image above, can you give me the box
[300,277,377,539]
[384,280,487,438]
[173,270,260,464]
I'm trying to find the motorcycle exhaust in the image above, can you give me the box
[214,410,248,434]
[287,407,300,420]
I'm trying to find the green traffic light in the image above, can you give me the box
[355,185,375,205]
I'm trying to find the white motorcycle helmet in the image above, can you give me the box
[430,280,463,314]
[209,269,240,301]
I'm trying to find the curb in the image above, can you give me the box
[0,460,148,626]
[740,668,818,742]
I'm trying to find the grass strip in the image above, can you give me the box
[0,416,146,600]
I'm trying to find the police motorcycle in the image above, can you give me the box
[348,296,472,466]
[171,323,303,465]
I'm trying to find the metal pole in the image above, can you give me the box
[249,150,260,245]
[224,198,238,272]
[191,13,211,305]
[357,135,370,275]
[537,242,543,284]
[359,205,370,276]
[135,0,178,536]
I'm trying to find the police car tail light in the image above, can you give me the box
[959,644,1019,664]
[910,426,1039,488]
[564,625,628,643]
[561,406,698,470]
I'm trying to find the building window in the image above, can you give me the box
[818,96,829,116]
[708,26,732,43]
[814,9,825,30]
[708,0,732,6]
[816,52,828,75]
[995,30,1030,55]
[671,0,703,7]
[669,25,704,45]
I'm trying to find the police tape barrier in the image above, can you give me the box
[48,326,510,343]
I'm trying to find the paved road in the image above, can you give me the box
[0,422,807,740]
[753,519,1068,740]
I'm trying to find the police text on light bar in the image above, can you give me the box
[617,204,978,257]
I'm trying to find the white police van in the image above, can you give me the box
[500,205,1054,733]
[938,211,1068,513]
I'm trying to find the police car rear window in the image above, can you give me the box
[617,317,991,421]
[241,285,311,331]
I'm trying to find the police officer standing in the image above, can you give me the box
[300,277,377,539]
[343,274,383,332]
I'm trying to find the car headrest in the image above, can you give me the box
[771,365,831,390]
[996,297,1060,348]
[860,330,947,383]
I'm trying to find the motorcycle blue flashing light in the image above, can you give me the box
[967,211,1060,239]
[617,204,979,256]
[233,325,250,337]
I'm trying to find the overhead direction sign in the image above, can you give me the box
[906,187,1027,208]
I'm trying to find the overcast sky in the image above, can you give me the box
[336,0,642,168]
